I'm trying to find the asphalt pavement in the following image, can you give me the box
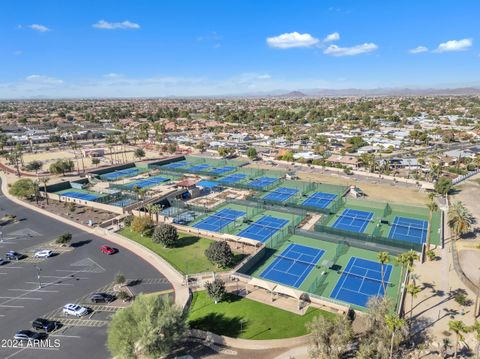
[0,186,172,359]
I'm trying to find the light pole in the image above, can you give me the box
[34,265,42,288]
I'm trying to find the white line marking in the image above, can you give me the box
[8,289,59,293]
[50,334,81,338]
[24,281,74,286]
[0,304,24,308]
[41,275,88,279]
[0,297,41,300]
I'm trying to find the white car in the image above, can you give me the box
[34,250,53,258]
[62,304,89,317]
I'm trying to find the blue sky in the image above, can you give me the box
[1,0,479,98]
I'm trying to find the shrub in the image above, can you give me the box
[426,249,436,261]
[205,241,233,268]
[152,223,178,247]
[56,232,72,245]
[205,278,226,303]
[114,272,126,285]
[130,216,153,234]
[123,215,133,227]
[9,179,36,199]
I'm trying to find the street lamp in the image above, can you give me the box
[34,265,42,288]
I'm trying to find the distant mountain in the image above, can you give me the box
[276,87,480,97]
[278,91,307,98]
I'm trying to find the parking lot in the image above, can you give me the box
[0,186,173,359]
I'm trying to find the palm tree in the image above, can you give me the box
[40,176,50,205]
[406,283,421,322]
[449,320,468,358]
[32,180,40,205]
[385,313,406,359]
[378,251,390,294]
[150,204,162,223]
[448,201,475,240]
[426,193,439,249]
[145,203,154,220]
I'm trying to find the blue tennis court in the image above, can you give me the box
[210,166,236,175]
[332,208,373,233]
[193,208,245,232]
[59,191,101,201]
[162,161,190,169]
[302,192,337,209]
[263,187,299,202]
[331,257,392,307]
[100,168,140,180]
[188,164,211,172]
[260,244,324,288]
[218,173,247,184]
[237,215,289,243]
[123,176,169,190]
[388,216,428,244]
[248,177,279,189]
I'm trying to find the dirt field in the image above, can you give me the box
[452,174,480,241]
[20,146,162,172]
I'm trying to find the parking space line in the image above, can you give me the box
[24,281,74,286]
[8,288,59,293]
[50,334,82,338]
[5,347,60,359]
[41,275,89,280]
[0,304,24,308]
[0,296,41,300]
[1,266,23,269]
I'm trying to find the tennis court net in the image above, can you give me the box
[339,270,392,287]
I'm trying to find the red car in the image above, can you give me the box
[100,245,115,255]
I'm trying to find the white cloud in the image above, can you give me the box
[103,73,124,78]
[323,43,378,56]
[256,74,271,80]
[409,46,429,54]
[25,75,63,85]
[324,32,340,43]
[266,32,319,49]
[28,24,50,32]
[92,20,140,30]
[435,38,472,52]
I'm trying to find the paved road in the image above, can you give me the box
[0,187,172,359]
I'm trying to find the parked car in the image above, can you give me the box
[62,304,89,317]
[34,250,53,258]
[0,258,5,265]
[90,293,116,303]
[14,330,43,341]
[100,245,115,255]
[5,251,23,260]
[32,318,57,332]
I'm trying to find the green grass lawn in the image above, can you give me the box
[118,227,245,274]
[187,291,336,339]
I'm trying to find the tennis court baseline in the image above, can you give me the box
[59,191,101,201]
[260,243,325,288]
[332,208,373,233]
[330,256,392,307]
[237,215,289,243]
[302,192,337,209]
[193,208,245,232]
[218,173,247,184]
[248,177,279,189]
[388,216,428,244]
[123,176,169,190]
[263,187,299,202]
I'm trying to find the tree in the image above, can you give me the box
[448,201,475,240]
[9,179,36,199]
[134,148,145,160]
[378,251,390,294]
[205,241,234,268]
[39,176,50,204]
[448,320,468,358]
[385,313,406,359]
[426,194,439,249]
[25,160,43,174]
[149,204,162,223]
[308,315,353,359]
[91,158,101,167]
[435,176,453,195]
[130,216,154,235]
[205,278,226,304]
[406,283,421,322]
[152,223,178,248]
[281,149,294,162]
[107,294,186,359]
[49,159,75,176]
[246,147,258,160]
[114,272,126,285]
